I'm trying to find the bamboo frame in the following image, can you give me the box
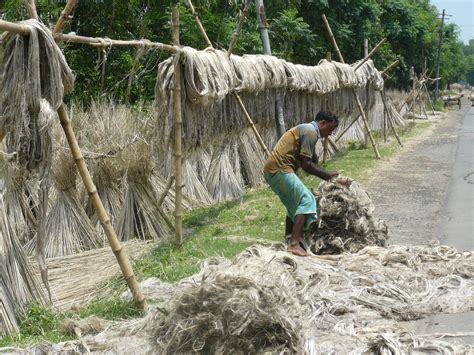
[0,19,31,35]
[322,14,381,159]
[157,175,175,209]
[381,59,400,76]
[380,90,403,147]
[57,105,147,309]
[172,8,184,247]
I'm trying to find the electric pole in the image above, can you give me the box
[434,9,447,106]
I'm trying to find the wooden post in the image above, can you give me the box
[57,105,147,309]
[53,0,77,33]
[322,14,381,159]
[172,8,184,247]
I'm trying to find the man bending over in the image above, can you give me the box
[264,111,350,257]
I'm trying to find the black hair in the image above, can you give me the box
[315,111,339,126]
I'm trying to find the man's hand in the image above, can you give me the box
[336,177,352,187]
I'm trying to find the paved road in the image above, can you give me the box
[436,104,474,250]
[364,101,474,346]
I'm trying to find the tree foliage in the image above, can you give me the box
[0,0,469,103]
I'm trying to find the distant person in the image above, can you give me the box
[263,111,351,257]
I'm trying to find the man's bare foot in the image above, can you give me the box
[287,243,308,257]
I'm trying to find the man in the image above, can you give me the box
[263,111,350,257]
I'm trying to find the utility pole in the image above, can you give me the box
[434,9,447,106]
[256,0,286,138]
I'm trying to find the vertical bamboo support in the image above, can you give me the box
[57,105,147,309]
[25,0,38,19]
[322,14,381,159]
[53,0,77,33]
[172,8,183,247]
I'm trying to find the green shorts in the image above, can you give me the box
[264,171,317,230]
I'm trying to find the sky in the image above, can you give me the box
[430,0,474,44]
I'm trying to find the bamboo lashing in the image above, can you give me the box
[353,38,386,72]
[172,8,184,247]
[185,0,269,157]
[322,14,381,159]
[57,105,147,309]
[53,0,77,34]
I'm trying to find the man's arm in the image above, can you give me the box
[300,156,339,181]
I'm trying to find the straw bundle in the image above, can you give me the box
[149,171,194,212]
[309,178,388,254]
[0,195,46,336]
[0,19,74,172]
[116,144,173,242]
[25,152,100,258]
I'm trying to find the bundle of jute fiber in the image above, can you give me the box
[3,164,36,245]
[116,143,173,241]
[146,243,473,353]
[149,171,194,212]
[309,178,388,255]
[205,142,245,203]
[24,151,100,258]
[0,19,74,172]
[238,129,265,187]
[6,242,473,353]
[0,195,47,337]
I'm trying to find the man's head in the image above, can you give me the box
[315,111,338,138]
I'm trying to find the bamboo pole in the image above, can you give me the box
[381,59,400,76]
[227,0,250,57]
[172,8,184,247]
[25,0,38,20]
[335,114,361,142]
[53,0,77,34]
[57,105,147,309]
[0,19,31,35]
[322,14,381,159]
[233,92,270,156]
[157,175,175,209]
[54,33,177,52]
[186,0,213,48]
[380,90,403,147]
[353,38,386,71]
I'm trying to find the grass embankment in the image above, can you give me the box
[0,121,432,348]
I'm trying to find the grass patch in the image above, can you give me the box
[0,120,432,348]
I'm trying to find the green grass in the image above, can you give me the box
[0,120,432,348]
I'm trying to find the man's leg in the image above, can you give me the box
[287,214,308,257]
[285,216,293,237]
